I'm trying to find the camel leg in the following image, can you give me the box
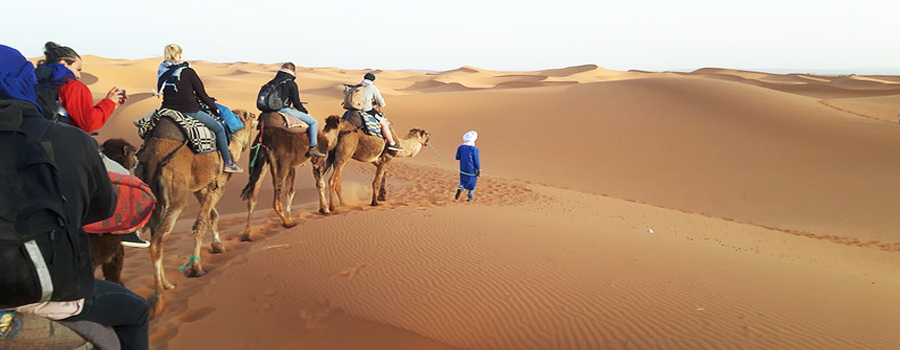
[184,186,223,278]
[312,158,330,214]
[241,165,269,242]
[377,169,388,202]
[147,204,183,318]
[209,206,224,253]
[372,159,392,205]
[150,206,182,292]
[371,163,385,206]
[271,161,296,228]
[329,159,349,212]
[285,167,297,219]
[101,244,125,285]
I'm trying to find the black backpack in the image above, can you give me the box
[256,78,291,112]
[0,113,91,308]
[33,66,71,124]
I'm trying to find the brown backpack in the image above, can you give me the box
[341,83,367,110]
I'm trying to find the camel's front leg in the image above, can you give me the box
[147,205,182,317]
[209,206,224,253]
[312,159,330,214]
[149,206,182,292]
[377,169,388,202]
[241,163,268,241]
[285,167,297,219]
[329,159,348,212]
[271,162,297,228]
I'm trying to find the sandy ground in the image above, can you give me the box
[65,56,900,349]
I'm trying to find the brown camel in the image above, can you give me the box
[239,113,342,241]
[88,138,139,285]
[135,109,257,316]
[327,118,430,211]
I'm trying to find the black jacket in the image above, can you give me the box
[267,70,308,114]
[0,99,116,299]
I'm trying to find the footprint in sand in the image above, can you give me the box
[329,264,367,280]
[177,307,216,323]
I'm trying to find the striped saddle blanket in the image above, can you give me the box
[134,108,218,153]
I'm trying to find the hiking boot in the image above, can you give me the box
[120,232,150,248]
[224,163,244,173]
[307,147,326,158]
[387,143,405,152]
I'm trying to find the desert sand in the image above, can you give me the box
[62,55,900,349]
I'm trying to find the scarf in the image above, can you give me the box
[157,61,190,94]
[0,44,39,109]
[462,130,478,146]
[35,63,76,89]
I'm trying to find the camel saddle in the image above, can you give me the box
[133,108,218,153]
[258,111,308,134]
[341,110,382,137]
[0,311,119,350]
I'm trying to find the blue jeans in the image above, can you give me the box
[65,279,149,350]
[185,111,234,164]
[279,108,318,147]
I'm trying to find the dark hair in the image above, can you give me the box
[281,62,295,71]
[38,41,80,66]
[364,72,376,81]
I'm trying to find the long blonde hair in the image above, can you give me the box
[164,44,183,62]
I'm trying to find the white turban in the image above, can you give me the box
[462,130,478,146]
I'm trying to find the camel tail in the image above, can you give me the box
[241,136,268,201]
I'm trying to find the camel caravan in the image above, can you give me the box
[128,64,430,317]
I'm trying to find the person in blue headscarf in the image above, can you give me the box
[455,130,481,201]
[0,44,149,350]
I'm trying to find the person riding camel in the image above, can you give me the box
[157,44,242,173]
[264,62,326,157]
[359,73,403,151]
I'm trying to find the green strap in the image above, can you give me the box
[178,256,201,272]
[427,143,477,176]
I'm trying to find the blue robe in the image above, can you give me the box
[455,144,480,190]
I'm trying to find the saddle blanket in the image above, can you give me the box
[134,108,218,153]
[279,112,308,129]
[83,172,156,235]
[362,112,383,137]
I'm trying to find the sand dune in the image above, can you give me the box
[49,55,900,349]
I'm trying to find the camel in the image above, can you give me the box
[326,115,430,211]
[87,138,139,285]
[135,109,257,316]
[239,113,342,241]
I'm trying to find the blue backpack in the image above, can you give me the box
[215,103,243,133]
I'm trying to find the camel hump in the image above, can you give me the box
[259,112,308,134]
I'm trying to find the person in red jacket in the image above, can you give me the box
[36,41,125,134]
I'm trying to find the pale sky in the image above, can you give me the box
[4,0,900,74]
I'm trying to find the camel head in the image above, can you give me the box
[232,108,258,130]
[100,138,138,169]
[323,115,342,133]
[406,128,430,146]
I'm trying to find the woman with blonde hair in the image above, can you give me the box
[156,44,242,173]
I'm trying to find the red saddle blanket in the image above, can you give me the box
[83,172,156,234]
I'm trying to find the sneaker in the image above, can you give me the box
[120,232,150,248]
[387,143,405,152]
[307,147,326,157]
[224,163,244,173]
